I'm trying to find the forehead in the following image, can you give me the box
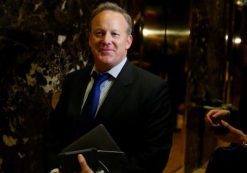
[91,10,128,30]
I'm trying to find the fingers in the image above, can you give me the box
[221,120,241,133]
[78,154,94,173]
[209,109,229,118]
[205,109,230,126]
[220,120,230,128]
[220,120,247,143]
[205,109,219,125]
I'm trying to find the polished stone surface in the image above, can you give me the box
[0,0,96,172]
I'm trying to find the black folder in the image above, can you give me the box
[58,124,126,173]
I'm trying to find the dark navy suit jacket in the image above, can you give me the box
[43,60,173,173]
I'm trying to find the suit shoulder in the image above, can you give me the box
[65,66,90,79]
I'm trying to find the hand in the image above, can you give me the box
[216,120,247,144]
[205,109,230,127]
[78,154,94,173]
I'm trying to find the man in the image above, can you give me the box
[43,2,173,173]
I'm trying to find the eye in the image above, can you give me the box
[112,32,120,37]
[94,31,104,37]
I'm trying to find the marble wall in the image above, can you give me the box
[0,0,99,172]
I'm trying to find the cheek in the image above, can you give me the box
[89,35,98,45]
[92,38,102,46]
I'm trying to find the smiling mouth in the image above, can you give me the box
[99,50,113,56]
[99,49,114,54]
[100,48,113,52]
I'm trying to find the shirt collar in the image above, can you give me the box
[91,57,127,78]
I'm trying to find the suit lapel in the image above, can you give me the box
[97,61,135,119]
[73,66,92,117]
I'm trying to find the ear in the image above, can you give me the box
[126,34,133,50]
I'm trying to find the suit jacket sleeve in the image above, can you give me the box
[125,79,173,173]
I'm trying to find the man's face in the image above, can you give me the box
[89,10,133,72]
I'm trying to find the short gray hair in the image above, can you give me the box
[90,2,132,34]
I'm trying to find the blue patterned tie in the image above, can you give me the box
[81,72,110,118]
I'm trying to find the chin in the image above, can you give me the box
[98,56,115,64]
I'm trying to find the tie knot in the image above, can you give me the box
[92,72,110,86]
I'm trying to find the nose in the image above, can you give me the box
[102,32,111,44]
